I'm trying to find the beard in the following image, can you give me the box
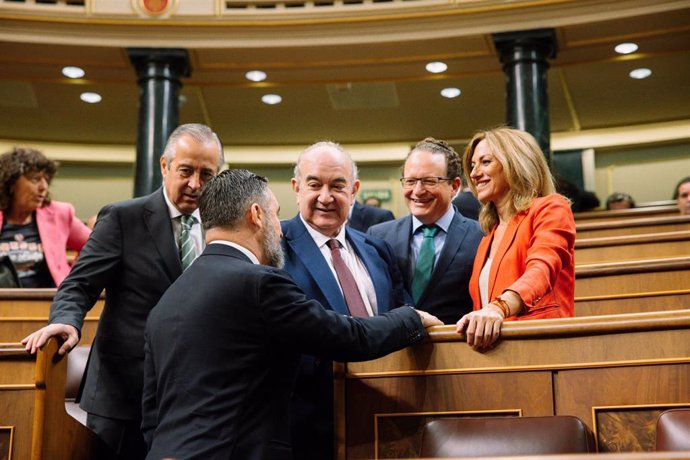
[263,217,285,269]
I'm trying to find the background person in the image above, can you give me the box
[674,176,690,215]
[348,198,395,232]
[368,138,483,324]
[456,127,576,350]
[0,147,90,288]
[605,192,636,210]
[142,169,441,460]
[22,123,224,459]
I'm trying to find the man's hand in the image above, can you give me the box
[21,324,79,356]
[416,309,443,328]
[456,306,504,350]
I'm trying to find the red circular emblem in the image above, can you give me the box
[142,0,168,14]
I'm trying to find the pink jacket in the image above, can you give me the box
[0,201,91,286]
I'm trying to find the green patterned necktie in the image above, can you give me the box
[411,225,439,303]
[179,215,197,271]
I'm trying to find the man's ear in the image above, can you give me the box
[450,177,462,195]
[160,156,168,176]
[249,202,263,229]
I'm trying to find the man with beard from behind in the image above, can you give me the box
[142,169,441,460]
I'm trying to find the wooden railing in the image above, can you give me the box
[0,339,114,460]
[336,310,690,459]
[0,289,103,344]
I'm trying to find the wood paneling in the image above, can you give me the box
[575,258,690,298]
[0,340,114,460]
[337,311,690,459]
[574,205,677,224]
[576,216,690,239]
[575,290,690,316]
[575,231,690,265]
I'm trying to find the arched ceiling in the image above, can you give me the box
[0,0,688,150]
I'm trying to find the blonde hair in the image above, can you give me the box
[463,127,556,232]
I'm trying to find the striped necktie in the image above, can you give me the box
[179,215,197,271]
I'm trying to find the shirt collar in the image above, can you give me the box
[411,205,455,235]
[208,240,260,265]
[299,213,347,249]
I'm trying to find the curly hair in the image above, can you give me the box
[0,147,57,211]
[404,137,462,179]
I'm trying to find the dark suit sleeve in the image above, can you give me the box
[371,235,409,308]
[259,268,425,362]
[49,204,123,335]
[141,331,157,448]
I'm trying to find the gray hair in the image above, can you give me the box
[162,123,224,169]
[199,169,270,231]
[293,141,359,182]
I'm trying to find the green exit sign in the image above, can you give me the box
[361,189,391,202]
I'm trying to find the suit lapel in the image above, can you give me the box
[387,216,414,288]
[347,230,389,313]
[143,189,181,283]
[284,217,349,315]
[489,211,527,298]
[417,212,468,304]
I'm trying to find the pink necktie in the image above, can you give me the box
[327,239,368,317]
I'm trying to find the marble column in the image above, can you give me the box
[127,48,191,196]
[493,29,557,163]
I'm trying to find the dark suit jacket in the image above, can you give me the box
[368,210,483,324]
[280,214,405,459]
[347,200,395,232]
[142,243,425,460]
[452,191,481,221]
[49,188,182,420]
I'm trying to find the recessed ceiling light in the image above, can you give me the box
[425,62,448,74]
[261,94,282,105]
[62,66,85,79]
[440,87,461,98]
[629,68,652,79]
[80,92,102,103]
[246,70,267,82]
[615,43,638,55]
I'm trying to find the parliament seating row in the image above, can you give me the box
[574,203,678,225]
[575,215,690,239]
[417,410,690,457]
[0,339,114,460]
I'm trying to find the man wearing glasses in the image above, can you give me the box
[368,138,483,324]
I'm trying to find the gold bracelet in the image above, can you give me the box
[490,298,510,318]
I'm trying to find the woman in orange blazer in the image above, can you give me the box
[0,147,90,287]
[456,127,575,349]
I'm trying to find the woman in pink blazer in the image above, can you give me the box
[456,127,575,349]
[0,147,90,287]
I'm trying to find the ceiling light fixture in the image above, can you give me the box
[62,66,85,79]
[440,87,461,98]
[615,43,638,55]
[246,70,267,82]
[262,94,282,105]
[80,92,102,103]
[629,68,652,79]
[425,62,448,74]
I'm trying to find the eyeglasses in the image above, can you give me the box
[400,177,452,188]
